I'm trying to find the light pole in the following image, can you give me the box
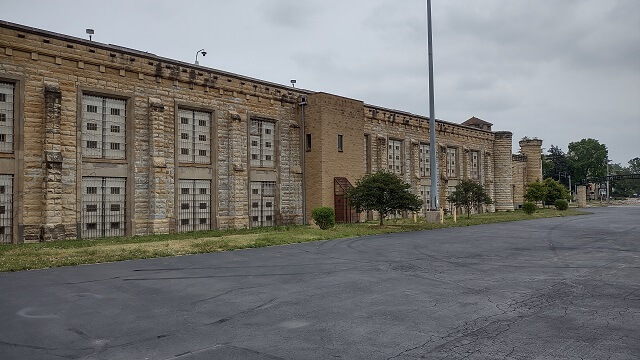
[426,0,438,211]
[195,49,207,65]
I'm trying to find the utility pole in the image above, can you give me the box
[427,0,438,210]
[606,157,610,203]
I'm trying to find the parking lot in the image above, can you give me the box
[1,206,639,359]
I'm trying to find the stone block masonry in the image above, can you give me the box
[0,20,542,242]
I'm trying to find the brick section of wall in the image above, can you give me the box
[304,93,364,220]
[493,131,514,211]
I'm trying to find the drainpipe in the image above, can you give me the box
[299,96,308,224]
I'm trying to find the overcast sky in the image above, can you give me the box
[4,0,639,165]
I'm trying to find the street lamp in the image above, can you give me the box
[195,49,207,65]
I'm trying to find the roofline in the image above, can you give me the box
[364,103,495,134]
[1,20,495,134]
[0,20,312,95]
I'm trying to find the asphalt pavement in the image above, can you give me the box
[1,206,639,359]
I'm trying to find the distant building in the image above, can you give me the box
[0,21,542,243]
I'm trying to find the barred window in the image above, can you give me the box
[471,151,480,179]
[82,95,126,159]
[447,147,457,178]
[387,139,403,175]
[420,185,431,215]
[0,175,13,244]
[250,181,276,227]
[250,119,275,168]
[0,82,15,153]
[81,177,126,239]
[178,109,211,164]
[419,144,431,177]
[178,179,211,232]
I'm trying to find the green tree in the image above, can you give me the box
[567,138,608,183]
[544,178,570,205]
[629,157,640,173]
[524,179,547,205]
[446,180,493,219]
[346,171,422,225]
[543,145,569,186]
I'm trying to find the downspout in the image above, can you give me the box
[299,96,308,224]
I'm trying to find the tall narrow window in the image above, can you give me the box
[471,151,480,179]
[306,133,311,151]
[337,134,343,152]
[82,95,126,159]
[81,177,126,239]
[178,179,211,232]
[0,82,15,153]
[364,134,372,174]
[178,109,211,164]
[0,174,13,244]
[447,147,457,178]
[250,181,276,227]
[420,185,431,215]
[250,119,275,168]
[419,144,431,177]
[388,139,403,175]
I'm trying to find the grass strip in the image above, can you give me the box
[0,208,588,272]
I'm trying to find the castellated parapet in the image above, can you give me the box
[519,138,543,185]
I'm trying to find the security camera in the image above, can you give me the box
[201,51,207,57]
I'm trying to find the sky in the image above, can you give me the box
[3,0,639,165]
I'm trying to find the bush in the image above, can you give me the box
[311,207,335,229]
[522,202,537,215]
[554,199,569,211]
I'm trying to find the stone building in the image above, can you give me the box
[0,21,541,244]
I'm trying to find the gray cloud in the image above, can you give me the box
[2,0,638,164]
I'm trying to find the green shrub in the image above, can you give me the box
[554,199,569,211]
[522,202,536,215]
[311,207,335,229]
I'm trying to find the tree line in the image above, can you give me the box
[542,138,639,198]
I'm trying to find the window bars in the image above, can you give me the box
[0,82,15,153]
[82,95,126,159]
[471,151,480,179]
[81,177,126,239]
[387,139,402,175]
[420,185,431,216]
[177,179,211,232]
[178,109,211,164]
[250,181,275,227]
[419,144,431,177]
[447,148,457,178]
[250,120,275,168]
[0,175,12,244]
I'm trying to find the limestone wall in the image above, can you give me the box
[493,131,514,211]
[0,22,305,241]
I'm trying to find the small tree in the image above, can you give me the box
[311,207,335,229]
[346,170,422,225]
[544,178,570,205]
[522,202,537,214]
[446,180,493,219]
[524,179,547,206]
